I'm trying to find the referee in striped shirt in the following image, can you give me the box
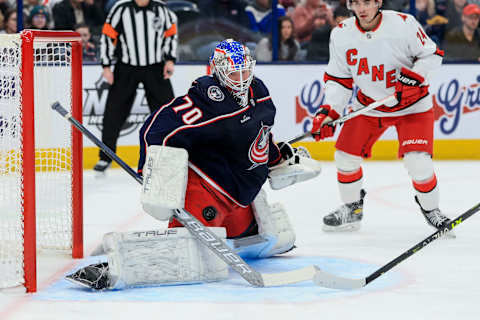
[94,0,178,173]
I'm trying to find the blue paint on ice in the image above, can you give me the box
[35,255,405,302]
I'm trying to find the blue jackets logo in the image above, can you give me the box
[247,124,271,170]
[207,85,225,102]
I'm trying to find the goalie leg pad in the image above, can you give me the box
[268,146,322,190]
[247,189,295,258]
[141,145,188,221]
[103,227,228,289]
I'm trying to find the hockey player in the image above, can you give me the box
[66,39,322,290]
[310,0,453,232]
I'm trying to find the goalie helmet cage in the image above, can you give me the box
[0,30,83,293]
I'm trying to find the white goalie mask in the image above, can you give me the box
[209,39,256,107]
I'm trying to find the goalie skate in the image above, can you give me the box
[322,190,366,232]
[65,262,111,290]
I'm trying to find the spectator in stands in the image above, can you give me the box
[306,5,349,61]
[24,0,41,18]
[255,15,301,61]
[198,0,249,27]
[423,12,449,46]
[28,5,50,30]
[332,5,350,25]
[446,0,468,31]
[245,0,286,34]
[382,0,408,11]
[443,3,480,61]
[408,0,436,26]
[290,0,334,44]
[0,0,11,20]
[0,9,17,34]
[279,0,297,14]
[75,22,98,62]
[52,0,104,34]
[404,0,447,46]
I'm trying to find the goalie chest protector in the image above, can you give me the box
[138,75,281,206]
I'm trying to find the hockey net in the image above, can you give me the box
[0,30,83,293]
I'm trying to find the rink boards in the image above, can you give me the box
[78,64,480,168]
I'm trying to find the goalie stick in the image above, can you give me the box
[51,102,321,287]
[288,94,397,144]
[53,102,479,290]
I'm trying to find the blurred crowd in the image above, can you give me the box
[0,0,478,62]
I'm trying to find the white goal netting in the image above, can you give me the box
[0,34,76,289]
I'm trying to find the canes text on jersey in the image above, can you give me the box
[346,49,396,88]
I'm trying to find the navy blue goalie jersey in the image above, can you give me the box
[138,75,281,207]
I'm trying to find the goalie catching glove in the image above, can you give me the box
[268,142,321,190]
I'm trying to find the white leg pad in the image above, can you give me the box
[103,227,228,288]
[141,145,189,221]
[250,189,296,258]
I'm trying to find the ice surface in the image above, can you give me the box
[1,161,479,320]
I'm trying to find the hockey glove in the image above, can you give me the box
[394,68,429,109]
[311,105,340,141]
[269,142,322,190]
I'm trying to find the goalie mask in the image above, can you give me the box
[209,39,256,107]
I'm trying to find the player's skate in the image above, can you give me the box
[93,160,111,177]
[323,189,366,232]
[415,196,455,238]
[65,262,111,290]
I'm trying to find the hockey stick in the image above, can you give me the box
[288,94,397,144]
[314,202,480,289]
[54,101,477,290]
[51,101,323,287]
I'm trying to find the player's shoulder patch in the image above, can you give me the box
[207,85,225,102]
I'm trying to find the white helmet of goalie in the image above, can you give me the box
[209,39,256,107]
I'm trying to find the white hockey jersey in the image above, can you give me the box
[324,10,444,117]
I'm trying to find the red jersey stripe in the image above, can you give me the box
[324,73,354,90]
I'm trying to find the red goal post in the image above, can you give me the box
[0,30,83,293]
